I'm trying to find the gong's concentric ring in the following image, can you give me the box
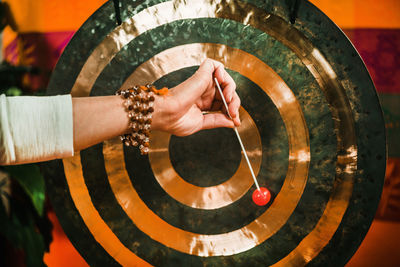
[64,42,310,259]
[44,0,386,266]
[148,107,262,210]
[102,43,310,256]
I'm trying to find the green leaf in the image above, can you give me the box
[15,222,46,267]
[3,199,46,267]
[4,164,45,216]
[0,167,47,267]
[0,196,8,228]
[5,86,23,96]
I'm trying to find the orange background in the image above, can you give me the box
[2,0,400,33]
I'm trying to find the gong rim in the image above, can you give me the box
[43,0,386,266]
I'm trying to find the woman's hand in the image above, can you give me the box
[152,59,241,136]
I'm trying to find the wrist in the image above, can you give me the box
[151,93,174,132]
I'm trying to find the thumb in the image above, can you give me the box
[201,113,235,130]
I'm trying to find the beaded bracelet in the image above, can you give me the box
[116,84,168,155]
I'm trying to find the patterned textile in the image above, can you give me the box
[1,0,106,91]
[343,29,400,221]
[3,32,74,91]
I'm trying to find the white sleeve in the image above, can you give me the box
[0,94,74,165]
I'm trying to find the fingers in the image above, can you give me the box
[214,65,240,126]
[193,58,226,91]
[201,113,235,130]
[172,58,224,106]
[213,91,241,126]
[197,58,225,77]
[229,92,241,126]
[214,63,235,92]
[169,58,241,132]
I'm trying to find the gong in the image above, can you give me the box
[43,0,386,266]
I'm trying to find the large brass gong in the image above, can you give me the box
[43,0,386,266]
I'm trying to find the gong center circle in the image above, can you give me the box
[169,127,242,187]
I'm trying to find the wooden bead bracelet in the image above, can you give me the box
[116,84,168,155]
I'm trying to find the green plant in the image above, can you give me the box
[0,87,52,267]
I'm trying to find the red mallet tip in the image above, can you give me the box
[252,187,271,206]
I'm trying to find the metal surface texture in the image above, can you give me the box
[43,0,386,266]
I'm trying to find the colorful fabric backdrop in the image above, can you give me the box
[345,27,400,221]
[1,0,399,266]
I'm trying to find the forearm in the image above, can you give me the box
[72,94,170,151]
[72,96,128,151]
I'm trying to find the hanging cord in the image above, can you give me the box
[113,0,122,25]
[290,0,301,24]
